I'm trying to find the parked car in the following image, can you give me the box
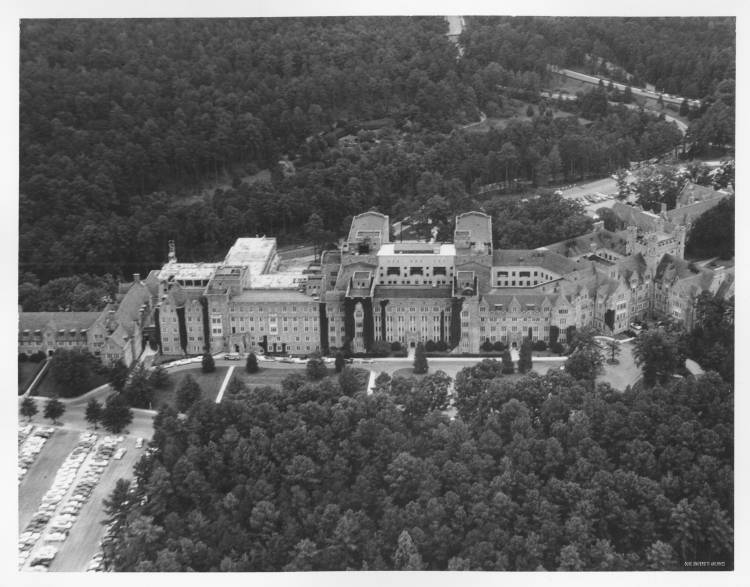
[135,437,144,449]
[223,353,241,361]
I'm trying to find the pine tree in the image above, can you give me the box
[413,342,428,375]
[202,353,215,373]
[501,349,515,374]
[334,351,345,373]
[393,530,423,570]
[245,352,259,374]
[518,339,533,373]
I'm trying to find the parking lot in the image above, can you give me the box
[18,426,150,572]
[19,429,80,532]
[49,437,143,572]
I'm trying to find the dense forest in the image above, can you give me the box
[462,16,734,98]
[101,367,733,571]
[19,17,734,288]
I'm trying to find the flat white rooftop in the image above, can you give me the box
[378,243,456,256]
[223,237,276,276]
[158,263,221,281]
[252,272,307,289]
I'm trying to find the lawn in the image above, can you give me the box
[33,368,109,399]
[18,361,45,395]
[392,367,427,380]
[232,365,306,389]
[151,366,230,409]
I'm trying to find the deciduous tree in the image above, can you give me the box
[43,395,65,424]
[85,398,103,429]
[20,396,38,421]
[175,375,202,413]
[102,394,134,433]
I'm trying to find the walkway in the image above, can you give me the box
[214,366,235,403]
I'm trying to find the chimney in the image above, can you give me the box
[133,273,141,283]
[168,240,177,263]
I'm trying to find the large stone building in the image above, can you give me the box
[18,273,157,366]
[152,204,733,357]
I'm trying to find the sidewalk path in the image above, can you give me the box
[366,370,377,395]
[215,366,235,403]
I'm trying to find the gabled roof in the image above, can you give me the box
[114,281,151,331]
[617,253,648,282]
[144,270,161,297]
[655,254,708,286]
[667,195,728,226]
[19,312,101,333]
[611,202,673,233]
[676,182,721,207]
[106,323,130,349]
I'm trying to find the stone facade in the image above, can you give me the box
[18,273,156,366]
[151,207,733,357]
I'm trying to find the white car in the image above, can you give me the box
[45,532,68,542]
[114,448,126,460]
[135,438,144,449]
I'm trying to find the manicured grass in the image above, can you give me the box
[392,367,426,380]
[233,365,306,389]
[33,368,109,399]
[18,361,45,395]
[151,367,230,410]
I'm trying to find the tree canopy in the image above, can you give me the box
[19,17,731,289]
[102,367,733,571]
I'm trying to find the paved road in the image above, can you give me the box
[23,395,156,440]
[556,68,700,108]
